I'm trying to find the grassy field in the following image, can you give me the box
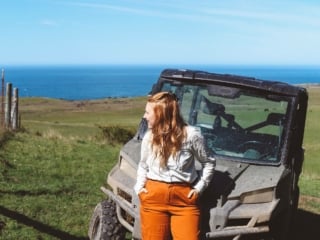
[0,87,320,239]
[299,86,320,209]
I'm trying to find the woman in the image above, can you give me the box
[134,92,215,240]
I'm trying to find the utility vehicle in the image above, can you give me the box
[88,69,308,240]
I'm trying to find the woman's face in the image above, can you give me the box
[144,102,156,129]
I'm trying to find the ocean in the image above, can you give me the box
[2,65,320,100]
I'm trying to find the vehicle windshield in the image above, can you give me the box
[161,82,289,164]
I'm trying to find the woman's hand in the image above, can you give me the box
[138,188,148,194]
[187,188,199,199]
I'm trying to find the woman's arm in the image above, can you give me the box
[134,131,150,194]
[192,129,216,194]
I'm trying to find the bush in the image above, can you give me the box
[99,125,136,144]
[0,130,15,148]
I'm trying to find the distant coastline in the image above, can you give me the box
[298,83,320,87]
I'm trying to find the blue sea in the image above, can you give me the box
[2,65,320,100]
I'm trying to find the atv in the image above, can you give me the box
[88,68,308,240]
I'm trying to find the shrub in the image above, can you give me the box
[99,125,136,144]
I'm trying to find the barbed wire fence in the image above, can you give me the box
[1,68,20,130]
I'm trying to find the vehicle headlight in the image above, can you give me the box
[119,155,137,179]
[240,187,274,204]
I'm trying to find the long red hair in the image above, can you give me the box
[147,92,187,168]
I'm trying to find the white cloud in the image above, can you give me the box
[40,19,58,27]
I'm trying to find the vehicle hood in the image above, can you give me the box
[207,160,286,199]
[121,139,286,199]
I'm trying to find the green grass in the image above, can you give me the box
[0,87,320,239]
[299,86,320,200]
[1,97,146,239]
[1,130,121,239]
[19,97,146,139]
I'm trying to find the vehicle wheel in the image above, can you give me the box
[88,199,127,240]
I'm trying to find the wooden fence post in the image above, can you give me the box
[11,87,19,130]
[5,83,12,129]
[1,69,4,127]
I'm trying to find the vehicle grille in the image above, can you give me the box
[117,188,132,203]
[227,218,251,227]
[117,188,134,225]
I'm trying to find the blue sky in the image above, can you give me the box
[1,0,320,66]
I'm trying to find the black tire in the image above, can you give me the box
[88,199,127,240]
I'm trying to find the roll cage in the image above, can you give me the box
[151,71,299,165]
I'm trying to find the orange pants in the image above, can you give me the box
[139,179,200,240]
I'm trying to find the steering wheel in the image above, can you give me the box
[238,141,278,160]
[202,133,218,153]
[236,140,265,153]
